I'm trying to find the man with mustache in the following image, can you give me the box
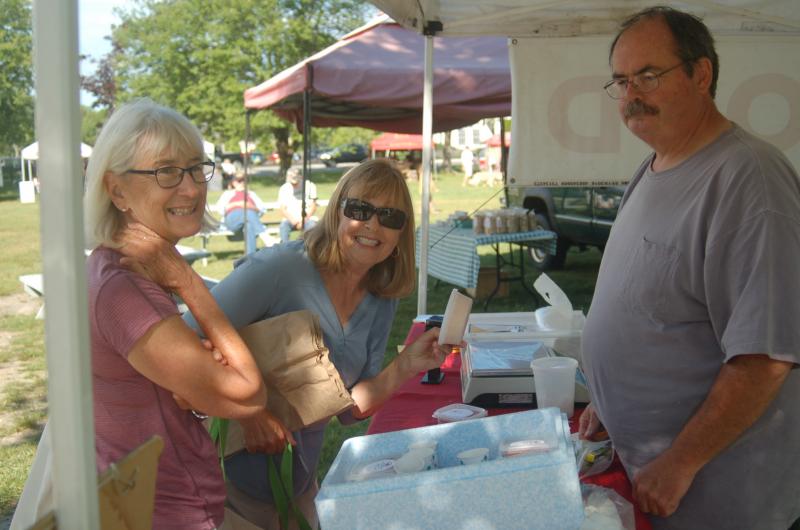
[579,7,800,529]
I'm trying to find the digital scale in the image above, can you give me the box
[460,312,592,407]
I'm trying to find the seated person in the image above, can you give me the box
[213,173,270,254]
[278,167,318,243]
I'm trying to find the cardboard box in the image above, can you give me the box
[316,408,584,530]
[466,267,509,299]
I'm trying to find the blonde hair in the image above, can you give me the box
[305,159,415,298]
[83,99,205,248]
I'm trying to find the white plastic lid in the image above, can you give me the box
[500,438,555,458]
[346,458,396,482]
[431,403,488,423]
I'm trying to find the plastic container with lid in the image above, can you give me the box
[432,403,488,423]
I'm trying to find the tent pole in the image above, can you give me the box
[33,0,100,527]
[418,33,434,315]
[243,110,251,253]
[301,87,311,229]
[501,118,509,206]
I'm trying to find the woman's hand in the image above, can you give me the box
[398,327,452,376]
[116,223,191,291]
[239,409,297,454]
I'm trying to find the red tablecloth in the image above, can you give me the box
[367,321,652,530]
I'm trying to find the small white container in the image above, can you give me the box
[406,447,436,470]
[500,439,555,458]
[394,453,426,474]
[457,447,489,465]
[534,306,573,331]
[432,403,488,424]
[346,459,396,482]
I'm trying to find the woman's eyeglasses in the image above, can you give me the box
[341,198,407,230]
[127,161,215,189]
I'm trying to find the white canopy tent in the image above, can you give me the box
[371,0,800,312]
[203,139,215,161]
[24,1,800,527]
[19,140,93,183]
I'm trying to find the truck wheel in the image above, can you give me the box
[529,213,568,270]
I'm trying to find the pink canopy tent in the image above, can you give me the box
[487,132,511,147]
[243,16,510,133]
[370,133,433,152]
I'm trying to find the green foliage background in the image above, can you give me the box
[110,0,374,153]
[0,0,34,155]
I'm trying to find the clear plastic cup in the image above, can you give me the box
[530,357,578,417]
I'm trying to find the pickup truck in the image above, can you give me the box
[506,185,627,270]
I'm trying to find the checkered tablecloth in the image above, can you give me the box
[415,225,556,288]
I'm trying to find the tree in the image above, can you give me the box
[81,46,119,112]
[0,0,34,155]
[81,106,109,146]
[111,0,372,166]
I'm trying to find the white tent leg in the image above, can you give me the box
[418,35,434,315]
[33,0,99,527]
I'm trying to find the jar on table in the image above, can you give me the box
[518,209,530,232]
[528,210,539,231]
[495,211,507,234]
[484,211,496,235]
[506,210,520,233]
[473,212,485,235]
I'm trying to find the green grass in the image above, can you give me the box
[0,441,39,516]
[0,193,41,296]
[0,167,601,520]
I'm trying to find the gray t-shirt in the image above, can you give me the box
[582,124,800,529]
[183,240,397,501]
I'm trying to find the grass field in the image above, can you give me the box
[0,166,602,522]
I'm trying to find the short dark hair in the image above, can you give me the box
[609,6,719,98]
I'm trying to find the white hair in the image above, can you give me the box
[83,99,204,247]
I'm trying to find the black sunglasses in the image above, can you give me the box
[341,198,407,230]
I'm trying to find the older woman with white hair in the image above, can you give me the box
[83,99,291,529]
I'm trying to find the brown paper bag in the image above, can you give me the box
[223,310,354,456]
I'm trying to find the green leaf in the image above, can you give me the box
[280,445,293,501]
[209,417,229,480]
[268,455,290,530]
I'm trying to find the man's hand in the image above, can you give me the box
[578,402,601,440]
[630,354,792,518]
[633,450,698,517]
[240,409,296,454]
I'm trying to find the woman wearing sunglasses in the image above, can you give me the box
[180,158,450,528]
[82,99,292,529]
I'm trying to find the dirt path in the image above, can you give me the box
[0,293,46,446]
[0,293,42,529]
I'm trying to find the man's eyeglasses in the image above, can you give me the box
[127,161,215,189]
[603,61,689,99]
[341,198,407,230]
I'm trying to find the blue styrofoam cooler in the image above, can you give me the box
[316,408,584,530]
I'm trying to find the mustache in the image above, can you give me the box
[623,99,659,118]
